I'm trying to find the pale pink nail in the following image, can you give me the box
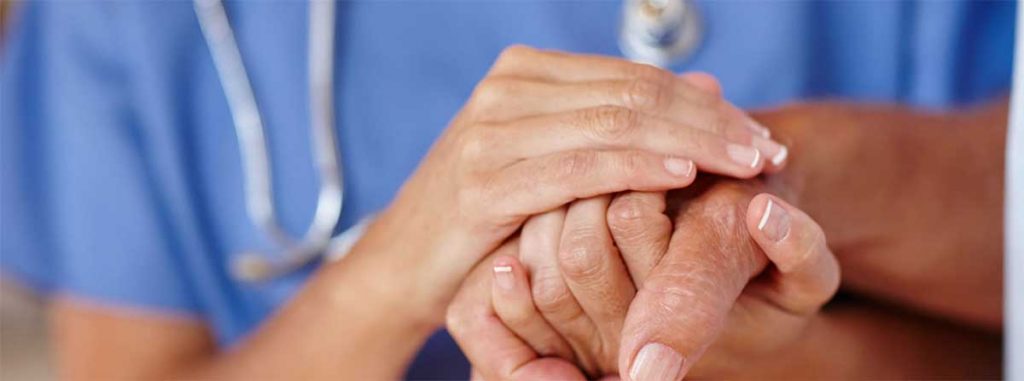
[771,146,788,166]
[663,157,694,177]
[629,343,684,381]
[757,199,791,242]
[751,137,788,167]
[493,265,515,290]
[749,120,771,138]
[726,144,761,168]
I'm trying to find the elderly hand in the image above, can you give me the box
[365,45,788,320]
[618,183,839,380]
[447,180,839,381]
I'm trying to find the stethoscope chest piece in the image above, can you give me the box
[619,0,703,68]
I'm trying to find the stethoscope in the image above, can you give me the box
[193,0,702,283]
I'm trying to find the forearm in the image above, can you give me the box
[738,299,1001,379]
[177,224,441,380]
[759,100,1007,328]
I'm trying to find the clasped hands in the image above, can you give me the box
[439,47,840,381]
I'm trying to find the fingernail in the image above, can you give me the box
[771,146,788,166]
[630,343,684,381]
[493,264,515,290]
[751,137,788,167]
[749,120,771,138]
[726,144,761,168]
[663,157,694,177]
[757,199,791,242]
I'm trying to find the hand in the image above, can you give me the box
[620,185,839,380]
[751,101,1005,329]
[361,46,787,320]
[447,180,839,380]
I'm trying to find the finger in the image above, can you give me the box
[487,45,774,141]
[606,191,672,284]
[448,246,536,381]
[490,255,575,360]
[469,78,785,164]
[487,150,696,219]
[678,72,722,97]
[491,46,721,98]
[617,199,768,381]
[745,194,841,315]
[489,45,674,83]
[485,107,769,178]
[519,210,601,375]
[558,196,635,366]
[471,77,750,139]
[675,71,775,141]
[449,243,586,381]
[677,72,785,170]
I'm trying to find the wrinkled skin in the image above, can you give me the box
[616,180,769,378]
[623,180,828,379]
[448,178,839,380]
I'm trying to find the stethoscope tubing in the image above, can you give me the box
[195,0,345,282]
[194,0,697,282]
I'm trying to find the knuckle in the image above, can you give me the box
[556,150,597,179]
[498,44,535,63]
[472,77,514,112]
[607,196,649,235]
[459,140,485,164]
[531,275,573,313]
[625,62,671,85]
[582,105,639,142]
[456,127,494,162]
[622,78,668,113]
[618,151,645,179]
[557,232,609,281]
[641,272,726,329]
[445,302,473,340]
[491,45,535,73]
[690,72,723,95]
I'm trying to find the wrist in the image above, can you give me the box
[344,205,479,329]
[323,212,448,333]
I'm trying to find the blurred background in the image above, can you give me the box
[1,2,54,380]
[1,282,53,380]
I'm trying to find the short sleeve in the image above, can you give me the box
[1,2,201,314]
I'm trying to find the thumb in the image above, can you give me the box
[617,199,768,381]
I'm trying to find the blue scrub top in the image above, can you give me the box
[1,1,1015,379]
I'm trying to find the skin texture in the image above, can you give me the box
[53,97,1008,379]
[759,101,1006,330]
[49,48,784,380]
[45,47,1008,380]
[452,99,1009,379]
[450,179,842,380]
[52,98,1008,380]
